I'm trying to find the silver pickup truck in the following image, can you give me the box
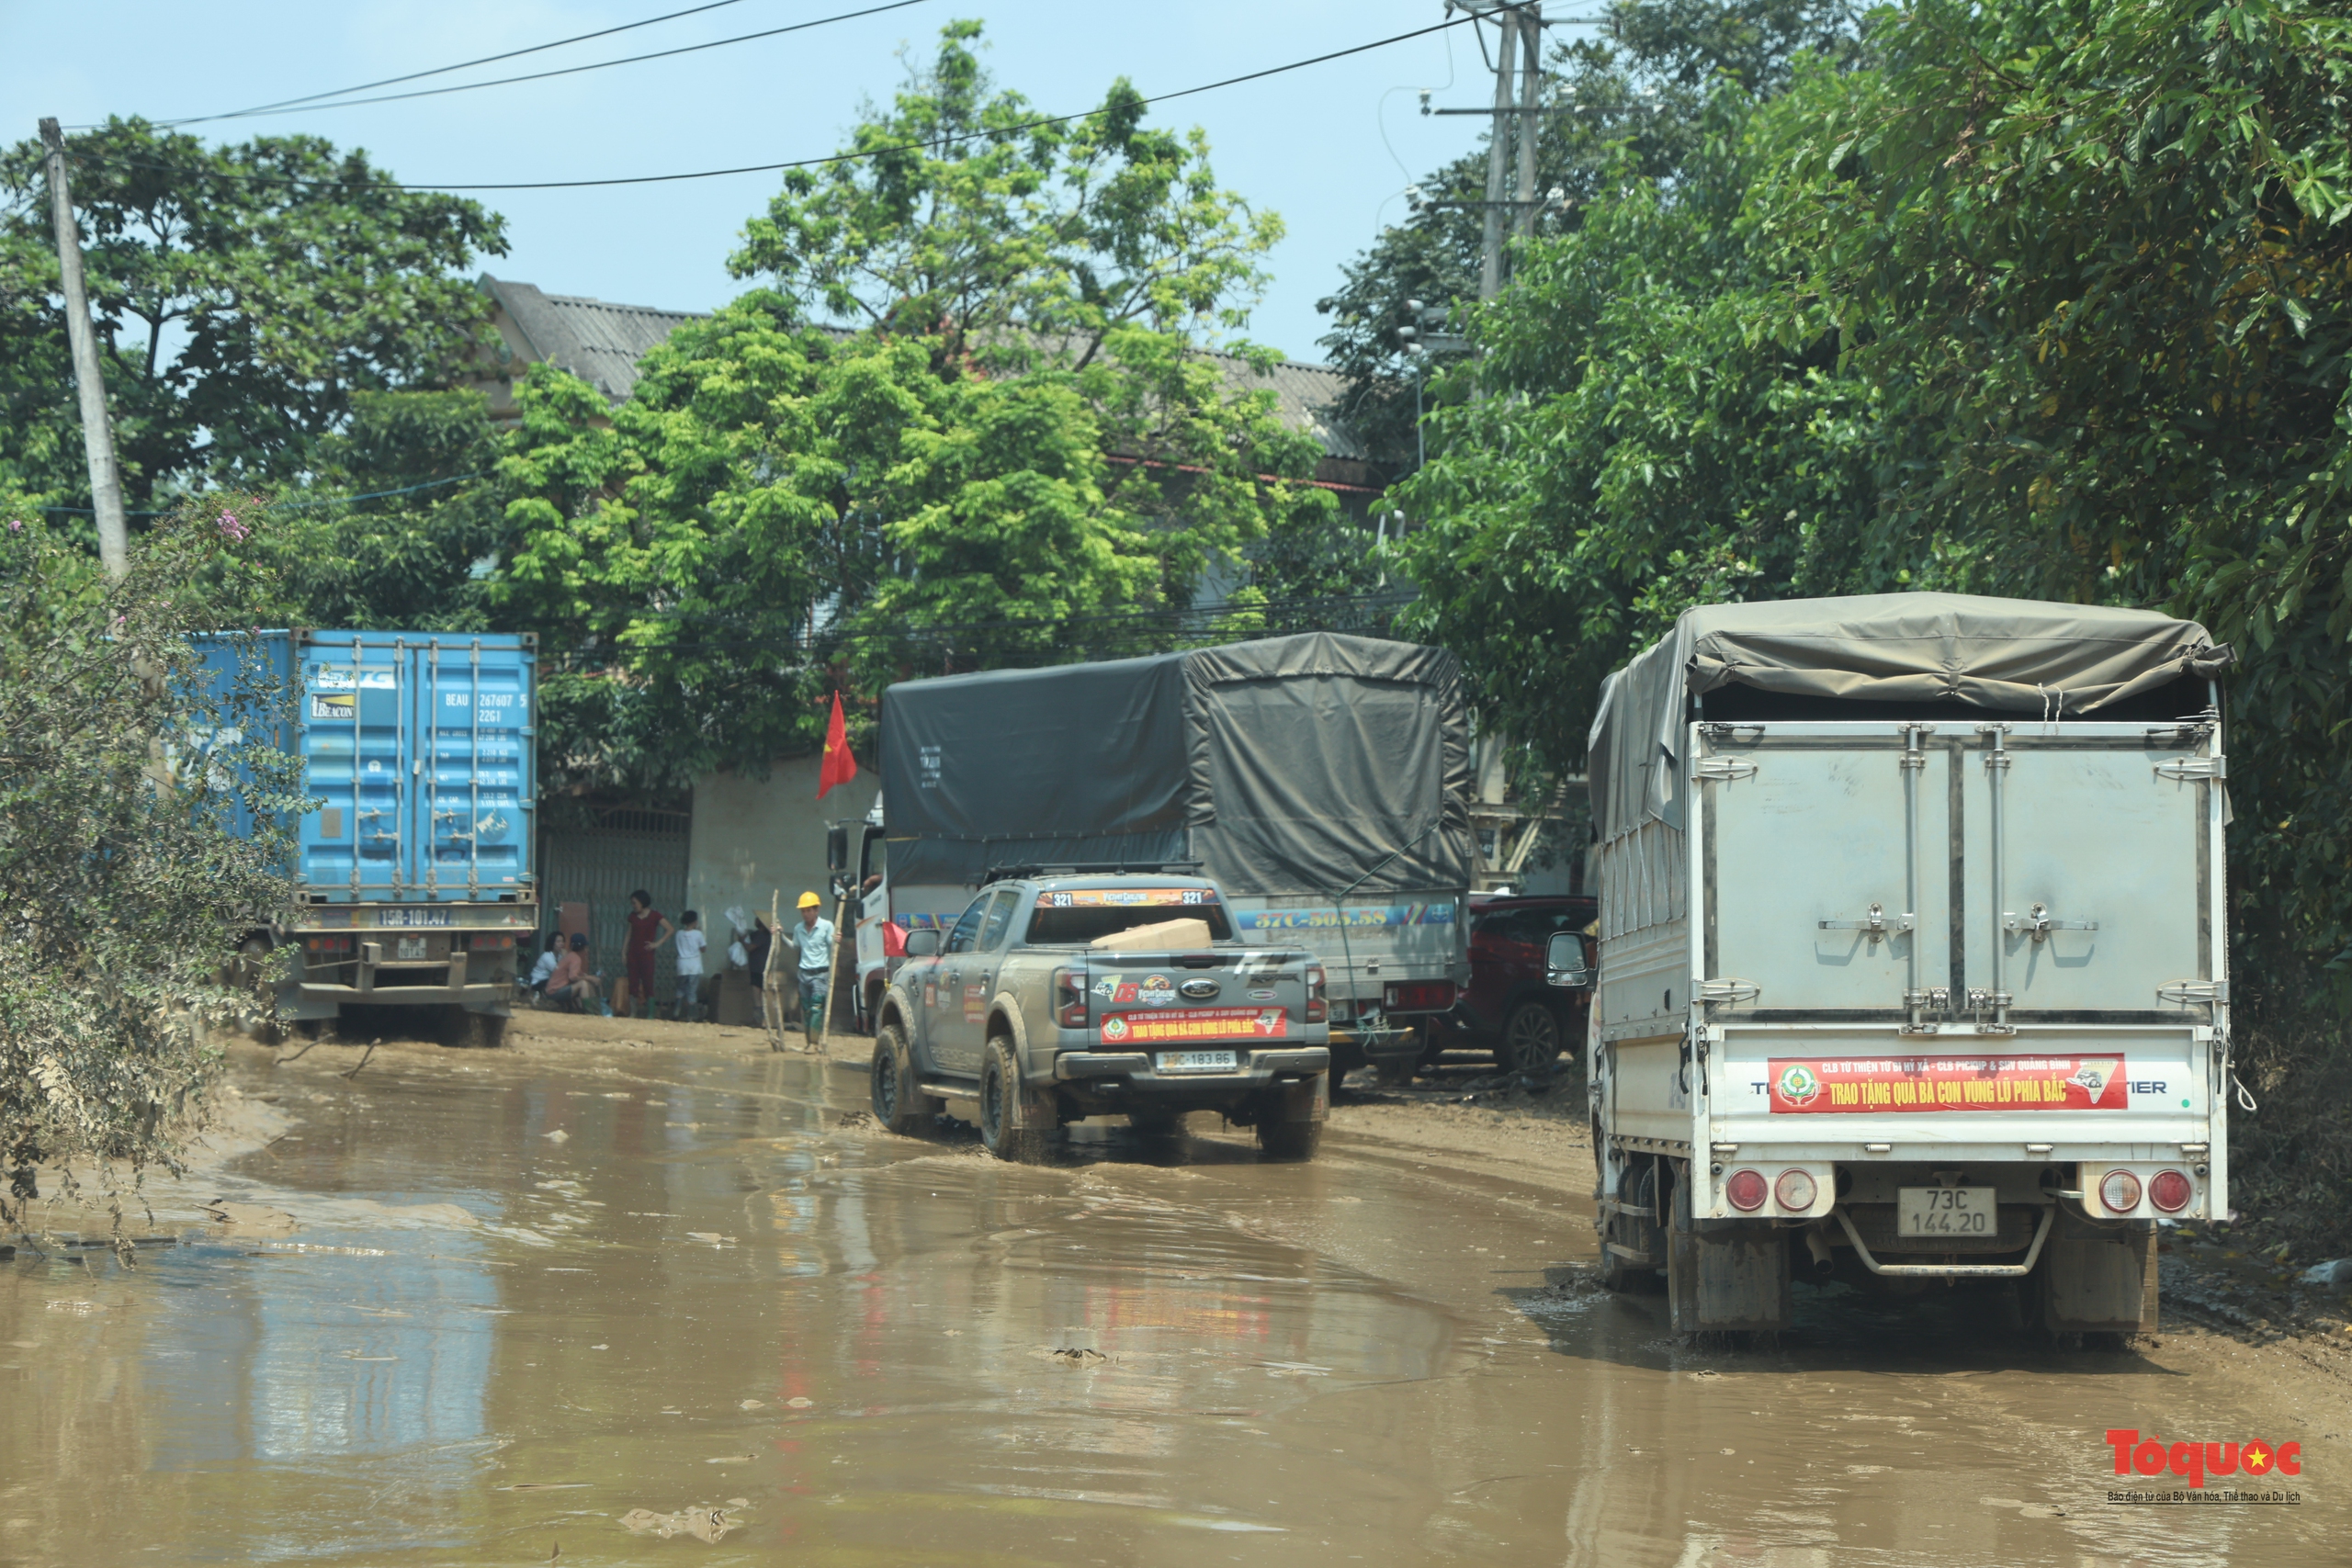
[868,873,1334,1161]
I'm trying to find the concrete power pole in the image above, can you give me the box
[1475,9,1521,302]
[39,118,130,578]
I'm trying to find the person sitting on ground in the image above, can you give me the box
[624,890,673,1020]
[672,909,707,1022]
[545,932,607,1014]
[526,931,562,998]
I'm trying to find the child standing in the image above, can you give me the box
[672,910,707,1021]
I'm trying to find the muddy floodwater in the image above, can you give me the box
[3,1030,2343,1566]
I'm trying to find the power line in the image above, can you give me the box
[39,471,483,517]
[144,0,766,127]
[73,16,1478,194]
[538,591,1419,657]
[159,0,935,127]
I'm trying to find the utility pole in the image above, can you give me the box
[1476,7,1521,302]
[1431,4,1547,300]
[39,118,130,578]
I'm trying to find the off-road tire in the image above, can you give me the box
[870,1024,932,1136]
[1498,1000,1564,1075]
[979,1037,1048,1163]
[444,1007,506,1048]
[1371,1055,1417,1088]
[1255,1118,1321,1161]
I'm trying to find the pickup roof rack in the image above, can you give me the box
[980,861,1204,885]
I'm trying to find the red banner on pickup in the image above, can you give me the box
[1101,1008,1291,1045]
[1766,1055,2129,1114]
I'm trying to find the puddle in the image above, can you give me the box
[0,1037,2339,1565]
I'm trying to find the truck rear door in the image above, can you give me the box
[1698,718,2223,1151]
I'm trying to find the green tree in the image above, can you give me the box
[1316,0,1862,467]
[493,25,1333,791]
[0,119,506,520]
[1,498,300,1211]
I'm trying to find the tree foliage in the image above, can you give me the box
[493,25,1334,791]
[1394,0,2352,1237]
[0,119,506,516]
[1315,0,1861,467]
[0,500,300,1205]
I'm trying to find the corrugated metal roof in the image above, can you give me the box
[481,276,704,404]
[480,275,1365,457]
[1193,351,1365,461]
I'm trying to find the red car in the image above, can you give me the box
[1425,894,1596,1076]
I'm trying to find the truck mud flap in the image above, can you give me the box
[1668,1167,1791,1333]
[2041,1215,2158,1334]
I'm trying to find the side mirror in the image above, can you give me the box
[1545,931,1591,989]
[825,822,849,874]
[903,927,940,958]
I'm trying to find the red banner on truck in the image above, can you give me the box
[1766,1055,2129,1114]
[1101,1009,1291,1045]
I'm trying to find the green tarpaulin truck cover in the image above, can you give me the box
[1588,592,2233,840]
[880,633,1476,896]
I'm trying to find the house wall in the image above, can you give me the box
[684,756,881,958]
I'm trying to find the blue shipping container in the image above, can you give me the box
[200,629,537,903]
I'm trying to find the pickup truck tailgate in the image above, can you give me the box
[1085,951,1311,1049]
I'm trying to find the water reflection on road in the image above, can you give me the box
[0,1041,2339,1566]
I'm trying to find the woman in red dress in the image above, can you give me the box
[624,890,673,1019]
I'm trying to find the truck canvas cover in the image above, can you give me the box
[1588,592,2232,839]
[880,633,1475,896]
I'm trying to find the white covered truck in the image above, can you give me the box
[1577,594,2237,1337]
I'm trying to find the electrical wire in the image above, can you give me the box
[72,16,1480,194]
[146,0,770,128]
[537,591,1419,657]
[161,0,936,127]
[38,471,483,517]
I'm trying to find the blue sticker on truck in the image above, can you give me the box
[1235,903,1457,932]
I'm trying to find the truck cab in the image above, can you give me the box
[866,871,1332,1161]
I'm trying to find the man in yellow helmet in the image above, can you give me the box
[787,890,835,1051]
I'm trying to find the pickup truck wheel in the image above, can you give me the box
[1255,1118,1321,1161]
[1498,1001,1564,1075]
[980,1037,1048,1163]
[870,1024,931,1136]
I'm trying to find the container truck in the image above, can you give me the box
[836,634,1476,1082]
[201,629,538,1044]
[1577,593,2235,1337]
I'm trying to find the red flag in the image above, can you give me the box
[817,690,858,800]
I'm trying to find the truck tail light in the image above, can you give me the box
[1052,967,1089,1030]
[2098,1169,2143,1213]
[1725,1169,1768,1212]
[304,934,353,955]
[1774,1168,1817,1212]
[2148,1168,2193,1213]
[1304,965,1327,1023]
[1382,979,1455,1013]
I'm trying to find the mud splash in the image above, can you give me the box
[0,1027,2341,1565]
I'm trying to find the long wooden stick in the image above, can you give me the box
[764,890,784,1053]
[812,894,848,1056]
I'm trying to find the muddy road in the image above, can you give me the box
[4,1018,2345,1566]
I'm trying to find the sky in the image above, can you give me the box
[1,0,1584,365]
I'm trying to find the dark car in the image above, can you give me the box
[1423,894,1596,1077]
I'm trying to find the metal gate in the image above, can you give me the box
[540,807,692,1005]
